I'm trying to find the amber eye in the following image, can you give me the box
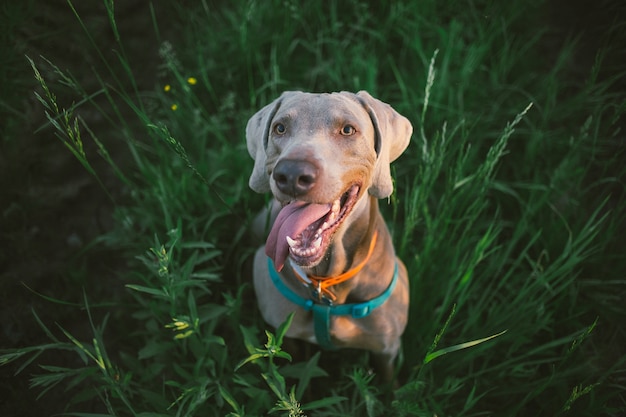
[274,123,286,135]
[340,124,356,136]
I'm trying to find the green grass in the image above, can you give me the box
[2,0,625,415]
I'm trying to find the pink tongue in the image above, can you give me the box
[266,201,331,271]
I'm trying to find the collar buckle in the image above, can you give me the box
[311,281,333,306]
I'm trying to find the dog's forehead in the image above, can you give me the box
[276,92,368,124]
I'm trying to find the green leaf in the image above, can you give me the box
[235,352,268,371]
[262,371,287,401]
[219,384,245,416]
[424,330,508,364]
[273,350,292,361]
[239,325,261,355]
[301,395,348,410]
[275,312,295,346]
[125,284,168,297]
[281,352,327,400]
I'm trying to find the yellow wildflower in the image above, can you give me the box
[174,330,194,340]
[164,84,171,92]
[187,77,197,85]
[171,104,178,111]
[166,317,195,340]
[166,318,190,331]
[173,321,190,330]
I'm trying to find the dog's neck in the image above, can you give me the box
[289,196,395,304]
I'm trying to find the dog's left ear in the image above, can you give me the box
[356,91,413,198]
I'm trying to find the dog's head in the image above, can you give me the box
[246,91,412,270]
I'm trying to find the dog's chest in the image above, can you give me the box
[281,310,369,347]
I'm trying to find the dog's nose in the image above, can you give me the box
[273,159,318,196]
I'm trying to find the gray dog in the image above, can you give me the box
[247,91,412,382]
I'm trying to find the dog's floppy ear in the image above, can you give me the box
[246,93,290,193]
[356,91,413,198]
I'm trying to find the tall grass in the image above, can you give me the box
[2,0,625,415]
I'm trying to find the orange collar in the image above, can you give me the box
[289,231,378,303]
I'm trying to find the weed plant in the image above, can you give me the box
[2,0,625,416]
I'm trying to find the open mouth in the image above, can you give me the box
[265,184,361,271]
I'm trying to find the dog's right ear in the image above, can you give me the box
[246,94,285,193]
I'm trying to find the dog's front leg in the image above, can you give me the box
[370,344,400,385]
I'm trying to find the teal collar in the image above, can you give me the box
[267,257,399,350]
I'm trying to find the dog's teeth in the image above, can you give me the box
[332,199,340,212]
[321,221,329,230]
[286,236,298,249]
[313,236,322,249]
